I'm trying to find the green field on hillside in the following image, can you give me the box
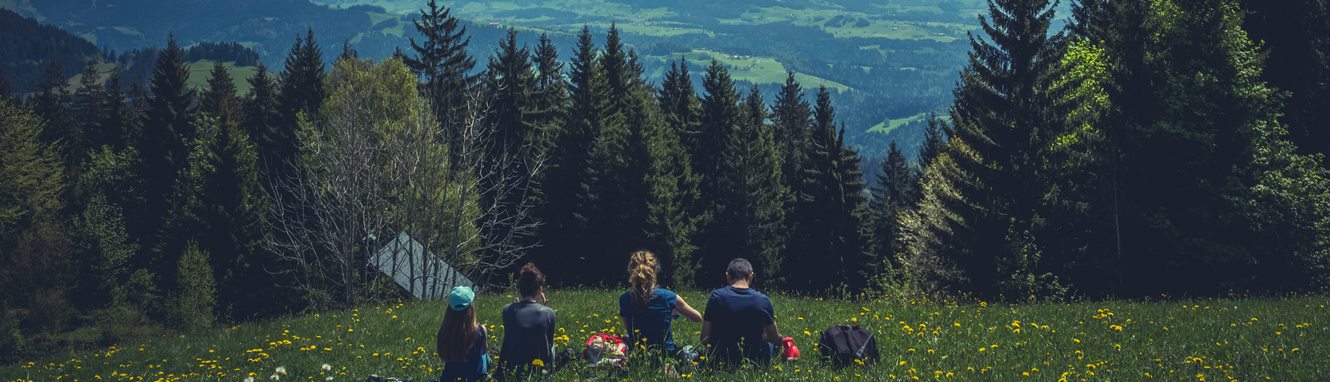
[868,112,932,134]
[186,60,259,95]
[3,290,1326,381]
[663,49,850,92]
[59,60,258,96]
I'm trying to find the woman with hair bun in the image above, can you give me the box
[619,250,703,357]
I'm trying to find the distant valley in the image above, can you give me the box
[0,0,1073,161]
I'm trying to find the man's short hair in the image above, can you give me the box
[726,258,754,280]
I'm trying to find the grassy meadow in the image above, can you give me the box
[2,290,1327,381]
[668,50,850,92]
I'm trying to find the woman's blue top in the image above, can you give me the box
[619,288,679,353]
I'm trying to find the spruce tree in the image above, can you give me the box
[70,61,102,167]
[201,62,239,124]
[404,0,475,144]
[901,0,1067,298]
[528,33,567,153]
[693,59,743,284]
[97,70,130,150]
[787,88,871,292]
[533,27,600,284]
[869,141,915,284]
[0,71,11,101]
[642,78,701,288]
[1239,0,1330,163]
[917,116,945,170]
[275,29,325,172]
[243,64,282,173]
[581,26,650,284]
[730,86,788,284]
[139,35,196,266]
[659,58,702,160]
[30,60,72,148]
[483,28,536,163]
[1090,0,1330,294]
[599,25,632,119]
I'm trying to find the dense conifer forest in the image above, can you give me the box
[1,0,1328,362]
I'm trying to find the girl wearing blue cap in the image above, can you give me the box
[436,285,489,382]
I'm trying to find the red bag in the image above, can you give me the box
[781,337,801,361]
[583,333,627,368]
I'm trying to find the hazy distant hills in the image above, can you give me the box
[0,8,101,92]
[0,0,1063,162]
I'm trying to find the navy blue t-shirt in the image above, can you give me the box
[703,286,775,365]
[618,288,679,353]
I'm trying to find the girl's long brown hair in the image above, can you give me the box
[437,304,477,362]
[627,250,659,310]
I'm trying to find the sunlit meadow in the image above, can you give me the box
[2,290,1326,381]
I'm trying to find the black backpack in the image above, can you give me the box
[818,324,880,366]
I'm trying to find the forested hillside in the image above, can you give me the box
[0,9,102,93]
[1,0,1329,367]
[0,0,1005,164]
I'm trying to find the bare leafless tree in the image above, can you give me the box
[264,59,543,308]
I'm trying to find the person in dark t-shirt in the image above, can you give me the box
[499,263,556,377]
[701,258,782,367]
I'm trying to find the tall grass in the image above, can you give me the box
[3,290,1326,381]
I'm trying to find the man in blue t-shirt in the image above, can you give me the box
[701,258,782,367]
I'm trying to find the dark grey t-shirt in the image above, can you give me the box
[499,301,556,368]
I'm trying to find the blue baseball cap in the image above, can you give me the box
[449,286,475,311]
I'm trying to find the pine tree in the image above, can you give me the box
[1239,0,1330,163]
[581,26,650,284]
[730,86,789,285]
[243,64,282,174]
[696,60,741,188]
[275,29,325,172]
[1082,0,1330,294]
[172,242,216,329]
[138,35,196,269]
[483,28,536,164]
[659,58,702,160]
[693,59,743,284]
[900,0,1067,299]
[30,60,72,148]
[404,0,475,144]
[869,141,915,285]
[70,61,102,167]
[96,70,130,150]
[533,27,599,284]
[787,88,871,292]
[0,70,11,101]
[917,116,945,170]
[201,62,240,124]
[528,33,567,153]
[155,111,264,313]
[641,76,702,288]
[599,25,632,119]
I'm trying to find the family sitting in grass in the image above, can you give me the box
[433,251,785,381]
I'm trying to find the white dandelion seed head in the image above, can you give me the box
[321,363,332,372]
[244,377,255,382]
[275,366,287,375]
[269,374,280,381]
